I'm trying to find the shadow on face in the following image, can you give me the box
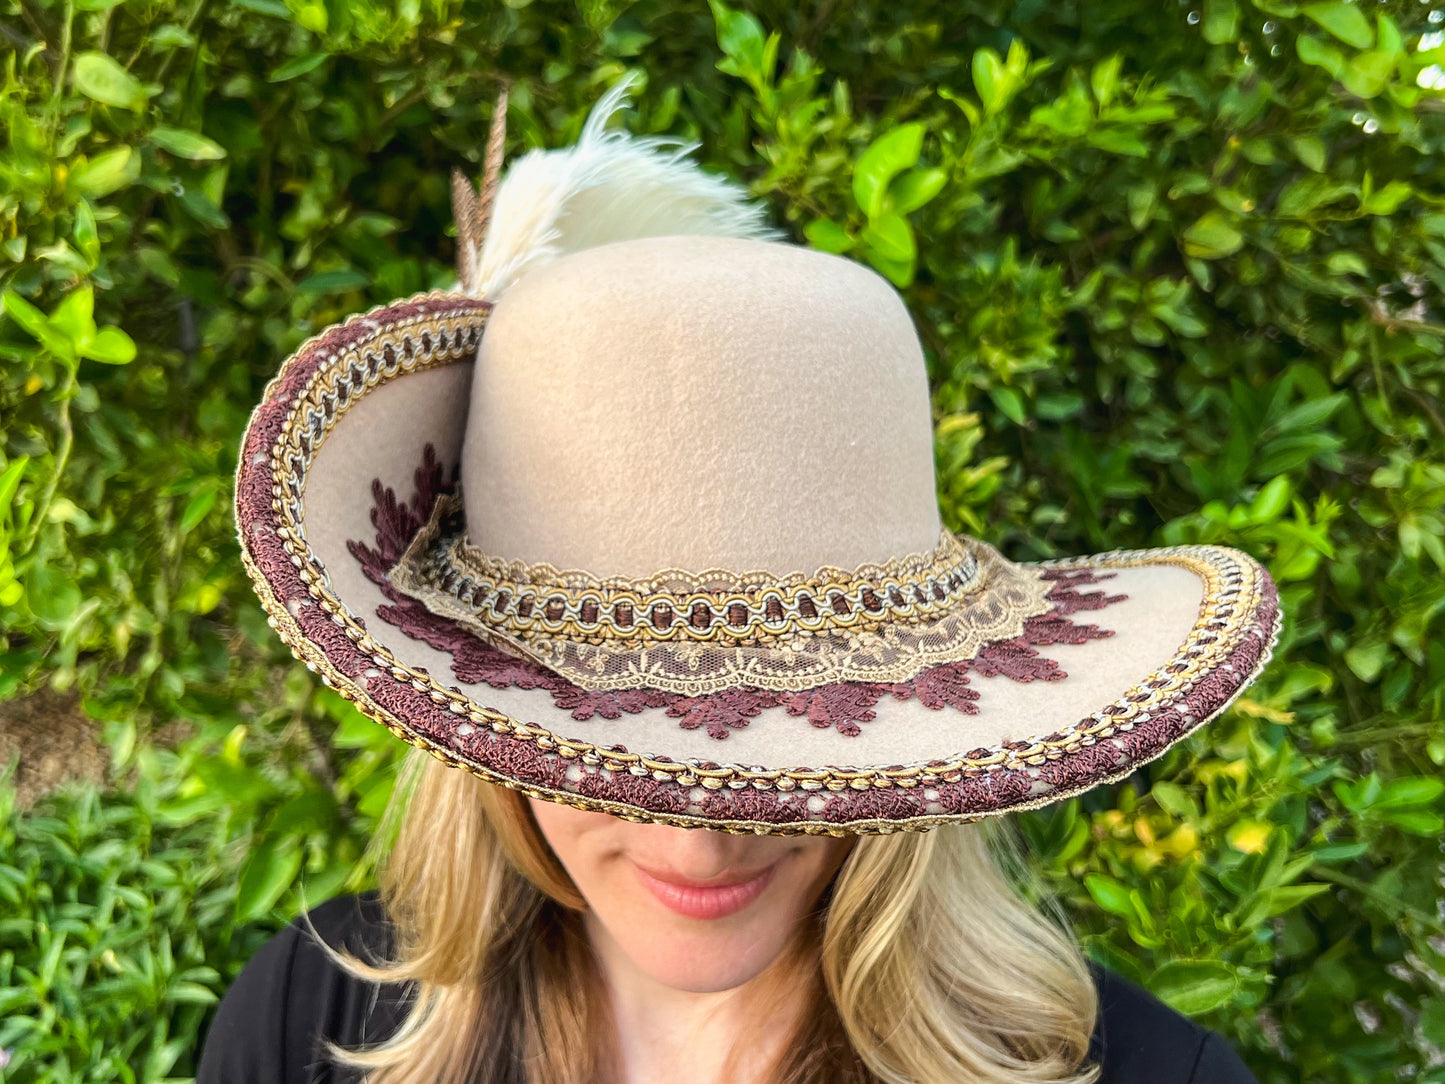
[527,798,854,993]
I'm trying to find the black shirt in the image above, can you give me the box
[197,893,1259,1083]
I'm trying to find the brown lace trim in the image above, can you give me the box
[387,492,1058,695]
[350,445,1127,739]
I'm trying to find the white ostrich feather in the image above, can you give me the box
[464,75,779,300]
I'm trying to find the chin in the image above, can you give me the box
[619,915,796,994]
[527,796,849,994]
[584,860,816,993]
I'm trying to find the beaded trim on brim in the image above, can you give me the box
[235,292,1283,836]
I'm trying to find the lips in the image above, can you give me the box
[633,861,777,920]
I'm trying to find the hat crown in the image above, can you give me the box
[460,235,941,577]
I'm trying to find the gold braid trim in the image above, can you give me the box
[387,493,1057,695]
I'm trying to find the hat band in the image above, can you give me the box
[392,494,982,647]
[387,493,1057,696]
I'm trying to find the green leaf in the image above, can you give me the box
[972,47,1008,114]
[269,787,341,837]
[1270,392,1347,432]
[1202,0,1240,44]
[1261,884,1329,915]
[3,292,70,356]
[83,326,137,365]
[179,188,231,229]
[0,457,28,511]
[150,126,228,160]
[1375,777,1445,809]
[890,167,947,214]
[48,286,96,348]
[1296,34,1345,77]
[1127,186,1157,229]
[231,0,291,15]
[939,85,981,128]
[989,386,1028,426]
[296,269,371,293]
[1342,50,1395,98]
[72,52,149,110]
[291,0,328,33]
[72,200,100,264]
[1344,640,1390,683]
[1149,960,1239,1015]
[1375,13,1403,57]
[1250,475,1292,521]
[803,217,853,254]
[163,982,219,1005]
[1311,842,1370,863]
[867,254,913,289]
[269,51,329,82]
[235,843,303,921]
[1290,135,1326,172]
[69,146,139,197]
[853,124,924,219]
[179,488,218,532]
[1182,211,1244,259]
[27,564,82,628]
[710,0,767,78]
[1380,810,1444,835]
[1004,37,1029,80]
[1085,873,1135,918]
[1087,128,1151,157]
[1276,175,1354,217]
[1151,780,1199,819]
[1302,2,1374,49]
[860,212,916,263]
[136,245,182,286]
[1360,180,1411,216]
[1311,261,1355,311]
[1090,55,1123,107]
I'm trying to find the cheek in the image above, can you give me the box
[525,800,621,886]
[525,800,650,912]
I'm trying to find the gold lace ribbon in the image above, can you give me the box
[388,495,1055,696]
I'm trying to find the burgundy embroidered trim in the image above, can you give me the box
[348,446,1129,740]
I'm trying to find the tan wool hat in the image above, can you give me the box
[235,84,1282,835]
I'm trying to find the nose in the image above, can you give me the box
[631,822,780,881]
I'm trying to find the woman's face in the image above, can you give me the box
[528,799,853,993]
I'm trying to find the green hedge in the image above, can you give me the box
[2,0,1444,1079]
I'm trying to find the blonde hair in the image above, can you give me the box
[328,748,1101,1084]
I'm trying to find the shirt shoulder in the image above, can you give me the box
[1089,962,1259,1084]
[196,892,409,1084]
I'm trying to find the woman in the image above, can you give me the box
[198,748,1259,1083]
[209,82,1278,1083]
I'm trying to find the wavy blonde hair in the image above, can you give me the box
[327,748,1102,1084]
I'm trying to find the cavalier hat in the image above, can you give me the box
[235,83,1281,835]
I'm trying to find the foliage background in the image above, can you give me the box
[2,0,1444,1079]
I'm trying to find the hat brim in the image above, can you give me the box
[237,293,1282,835]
